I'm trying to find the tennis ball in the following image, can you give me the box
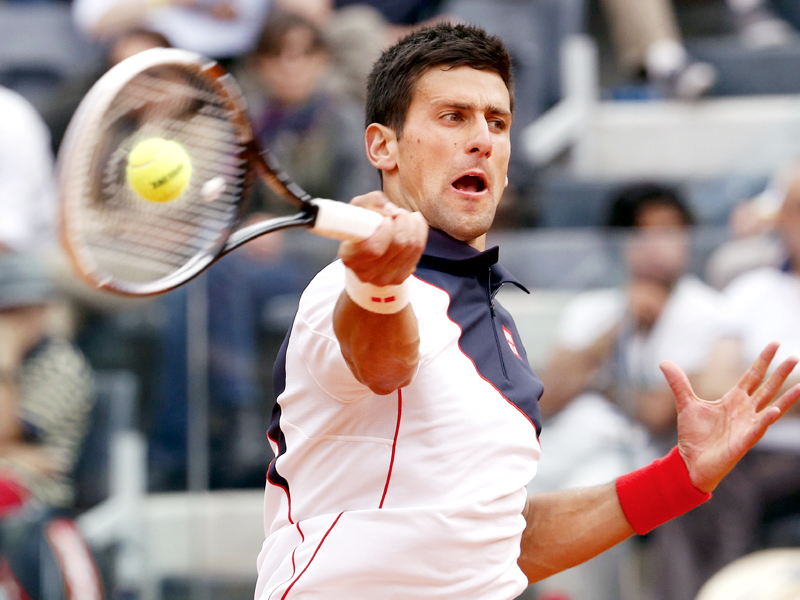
[126,138,192,203]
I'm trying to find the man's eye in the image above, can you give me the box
[444,112,462,122]
[490,119,507,131]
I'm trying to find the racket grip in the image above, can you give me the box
[310,199,384,242]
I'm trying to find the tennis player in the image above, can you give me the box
[255,22,800,599]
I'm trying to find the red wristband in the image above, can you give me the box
[616,446,712,535]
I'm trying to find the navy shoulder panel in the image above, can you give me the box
[415,265,543,436]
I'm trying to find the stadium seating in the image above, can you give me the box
[687,37,800,97]
[0,3,101,113]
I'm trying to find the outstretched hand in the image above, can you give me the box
[660,342,800,493]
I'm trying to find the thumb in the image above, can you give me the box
[350,191,400,217]
[660,360,696,411]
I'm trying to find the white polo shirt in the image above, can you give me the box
[720,265,800,368]
[256,229,543,600]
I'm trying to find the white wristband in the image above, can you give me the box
[344,268,411,314]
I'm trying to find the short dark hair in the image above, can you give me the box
[607,182,695,228]
[253,10,326,58]
[365,22,514,137]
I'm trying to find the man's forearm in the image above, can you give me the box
[519,483,634,583]
[333,292,420,395]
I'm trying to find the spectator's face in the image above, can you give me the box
[625,202,690,285]
[777,178,800,261]
[108,33,169,66]
[255,25,329,106]
[386,66,511,247]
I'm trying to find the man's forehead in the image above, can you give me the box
[411,65,511,111]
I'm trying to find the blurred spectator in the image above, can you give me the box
[706,170,786,290]
[0,87,56,253]
[729,0,798,48]
[600,0,717,98]
[655,165,800,600]
[602,0,798,98]
[72,0,271,60]
[529,183,721,600]
[244,9,379,207]
[43,28,171,155]
[703,162,800,457]
[0,253,94,599]
[270,0,448,104]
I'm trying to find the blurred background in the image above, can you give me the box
[2,0,800,599]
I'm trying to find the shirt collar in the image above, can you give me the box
[418,228,529,292]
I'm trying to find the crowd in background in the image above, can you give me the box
[2,0,800,599]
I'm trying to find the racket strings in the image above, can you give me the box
[71,64,248,285]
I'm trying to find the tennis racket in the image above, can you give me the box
[57,47,383,296]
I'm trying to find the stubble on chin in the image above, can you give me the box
[433,207,496,244]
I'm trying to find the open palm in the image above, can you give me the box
[660,342,800,493]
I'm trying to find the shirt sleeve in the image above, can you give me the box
[717,270,763,341]
[556,288,625,352]
[293,261,373,403]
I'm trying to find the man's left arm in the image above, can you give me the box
[519,341,800,583]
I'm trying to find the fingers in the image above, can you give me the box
[339,195,428,286]
[660,360,697,411]
[753,354,799,411]
[736,341,779,395]
[763,382,800,418]
[743,384,800,450]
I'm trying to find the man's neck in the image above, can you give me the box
[468,234,487,251]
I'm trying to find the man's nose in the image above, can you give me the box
[468,119,492,158]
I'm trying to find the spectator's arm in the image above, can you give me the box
[538,325,618,417]
[695,337,747,401]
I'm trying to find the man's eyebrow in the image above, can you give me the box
[438,101,512,117]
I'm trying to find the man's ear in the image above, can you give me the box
[365,123,398,172]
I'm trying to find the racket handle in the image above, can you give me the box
[310,199,384,242]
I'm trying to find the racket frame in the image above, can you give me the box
[58,48,330,297]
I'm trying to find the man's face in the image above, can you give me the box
[386,66,512,248]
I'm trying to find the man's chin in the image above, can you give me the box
[436,216,494,247]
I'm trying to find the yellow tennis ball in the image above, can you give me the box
[126,138,192,203]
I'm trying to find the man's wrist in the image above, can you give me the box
[344,267,411,314]
[616,446,712,535]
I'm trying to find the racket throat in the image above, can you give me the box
[222,210,316,254]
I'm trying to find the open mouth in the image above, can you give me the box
[452,174,487,194]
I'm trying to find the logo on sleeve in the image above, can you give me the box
[502,325,522,360]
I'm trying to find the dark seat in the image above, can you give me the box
[533,172,770,228]
[441,0,587,132]
[686,36,800,96]
[0,3,102,112]
[74,370,140,511]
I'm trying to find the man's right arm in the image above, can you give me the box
[332,192,428,395]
